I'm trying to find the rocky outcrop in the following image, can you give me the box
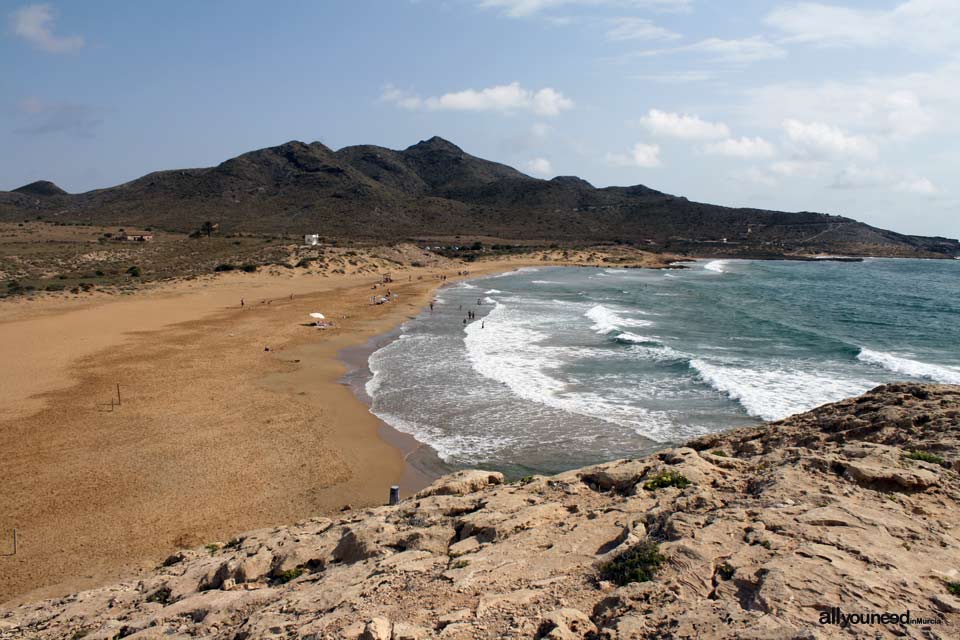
[1,384,958,639]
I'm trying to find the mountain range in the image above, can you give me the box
[2,137,957,257]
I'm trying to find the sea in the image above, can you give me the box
[364,258,960,478]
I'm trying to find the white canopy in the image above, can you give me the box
[309,312,326,320]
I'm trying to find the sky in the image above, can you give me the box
[2,1,958,237]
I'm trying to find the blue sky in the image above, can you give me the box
[3,1,958,236]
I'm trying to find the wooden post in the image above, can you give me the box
[389,486,400,505]
[116,384,121,406]
[12,529,17,555]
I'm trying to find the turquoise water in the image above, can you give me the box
[367,259,960,476]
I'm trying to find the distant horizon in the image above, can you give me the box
[4,1,958,236]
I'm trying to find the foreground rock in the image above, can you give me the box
[2,383,958,639]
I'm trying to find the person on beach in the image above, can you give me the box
[430,302,434,312]
[240,299,244,308]
[482,320,485,329]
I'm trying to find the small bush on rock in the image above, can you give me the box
[642,470,691,491]
[904,450,948,468]
[599,539,664,586]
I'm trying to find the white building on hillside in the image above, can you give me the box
[304,234,320,246]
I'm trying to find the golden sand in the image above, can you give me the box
[0,249,673,605]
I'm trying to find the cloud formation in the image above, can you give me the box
[766,0,960,52]
[634,36,786,64]
[783,119,878,159]
[11,4,84,53]
[639,109,729,140]
[476,0,692,18]
[382,83,573,116]
[702,137,775,159]
[606,142,661,168]
[605,17,679,41]
[524,157,554,176]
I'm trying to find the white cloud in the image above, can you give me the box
[476,0,692,18]
[783,119,878,159]
[606,142,662,168]
[702,137,776,159]
[831,165,939,195]
[766,0,960,52]
[524,157,554,176]
[11,4,84,53]
[382,82,573,116]
[638,109,729,140]
[635,37,786,64]
[380,85,424,110]
[605,17,679,41]
[744,79,948,142]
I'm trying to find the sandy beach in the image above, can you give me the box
[0,246,675,605]
[0,264,440,604]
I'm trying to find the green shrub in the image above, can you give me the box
[205,543,220,554]
[126,266,141,278]
[599,539,664,586]
[240,264,258,273]
[214,263,236,272]
[710,450,728,457]
[450,559,470,570]
[904,450,948,468]
[275,568,304,583]
[947,582,960,596]
[642,470,691,491]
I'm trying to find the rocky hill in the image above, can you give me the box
[2,383,958,639]
[1,138,957,259]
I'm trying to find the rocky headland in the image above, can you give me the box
[2,383,958,639]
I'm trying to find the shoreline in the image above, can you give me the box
[0,256,558,606]
[337,317,455,490]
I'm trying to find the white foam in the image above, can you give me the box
[464,301,674,441]
[690,359,874,422]
[531,280,561,284]
[585,304,653,335]
[485,289,502,294]
[858,348,960,384]
[704,260,728,273]
[459,282,477,289]
[482,296,497,304]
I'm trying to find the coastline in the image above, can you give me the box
[0,249,677,605]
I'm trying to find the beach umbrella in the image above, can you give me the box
[309,313,325,320]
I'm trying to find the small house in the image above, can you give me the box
[304,234,320,246]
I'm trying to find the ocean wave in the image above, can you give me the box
[531,280,561,285]
[464,301,675,441]
[689,358,874,421]
[482,296,497,305]
[459,282,477,289]
[703,260,728,273]
[585,304,654,334]
[857,348,960,384]
[485,289,502,294]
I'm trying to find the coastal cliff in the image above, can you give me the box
[2,383,958,639]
